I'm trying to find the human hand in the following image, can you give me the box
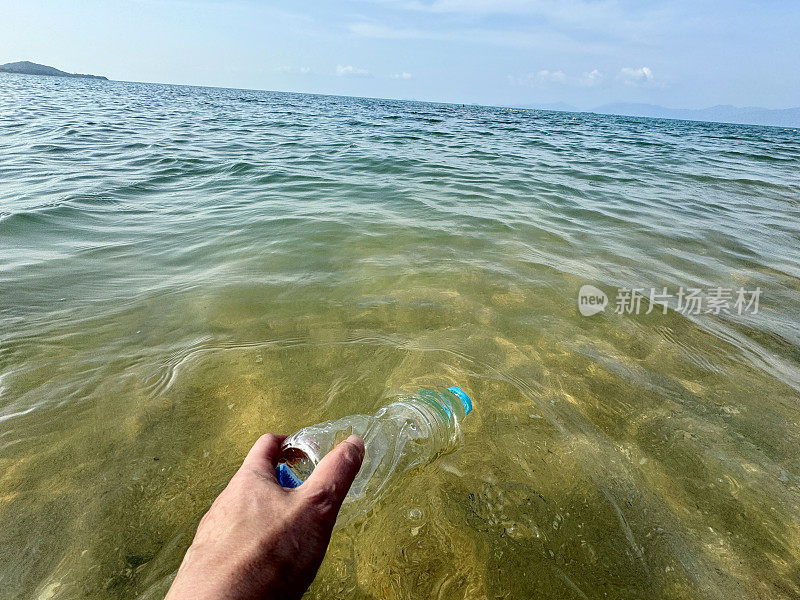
[165,433,365,600]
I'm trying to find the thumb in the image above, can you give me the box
[301,435,364,513]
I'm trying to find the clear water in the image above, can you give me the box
[1,73,800,599]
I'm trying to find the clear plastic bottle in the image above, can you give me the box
[276,386,473,528]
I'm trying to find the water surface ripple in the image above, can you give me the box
[1,74,800,600]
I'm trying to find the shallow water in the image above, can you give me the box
[1,73,800,599]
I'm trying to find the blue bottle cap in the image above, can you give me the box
[448,386,472,415]
[276,463,304,488]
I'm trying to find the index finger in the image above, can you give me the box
[239,433,287,478]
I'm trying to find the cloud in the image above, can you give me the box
[403,0,613,21]
[336,64,372,78]
[379,0,660,39]
[348,20,612,53]
[580,68,603,86]
[508,70,566,86]
[279,66,311,75]
[509,68,603,87]
[353,1,686,53]
[537,69,567,83]
[390,72,413,80]
[349,21,417,39]
[618,66,654,85]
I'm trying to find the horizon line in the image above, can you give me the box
[2,67,799,129]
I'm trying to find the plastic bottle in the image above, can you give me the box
[276,386,473,528]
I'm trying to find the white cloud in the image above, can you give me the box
[509,68,603,87]
[355,1,677,49]
[404,0,612,21]
[349,22,416,39]
[336,64,372,78]
[537,69,567,83]
[390,72,413,80]
[279,66,311,75]
[348,20,612,53]
[387,0,657,36]
[579,68,603,86]
[618,66,654,85]
[508,70,566,86]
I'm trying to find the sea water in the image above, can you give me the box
[1,73,800,599]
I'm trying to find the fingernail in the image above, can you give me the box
[344,434,365,458]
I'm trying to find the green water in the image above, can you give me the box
[1,73,800,599]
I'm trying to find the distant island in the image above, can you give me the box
[0,61,107,81]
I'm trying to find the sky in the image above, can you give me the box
[1,0,798,109]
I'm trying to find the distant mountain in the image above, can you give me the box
[0,61,107,81]
[591,102,800,128]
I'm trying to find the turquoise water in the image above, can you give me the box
[1,72,800,599]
